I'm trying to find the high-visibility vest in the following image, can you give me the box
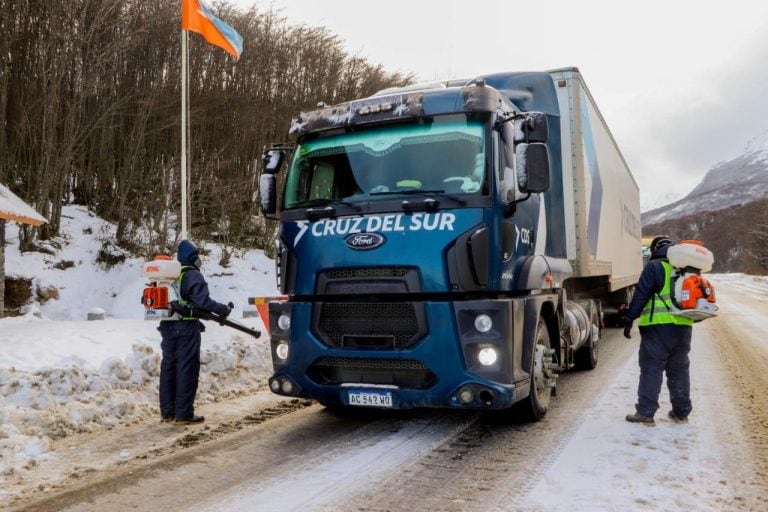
[638,260,694,327]
[170,265,198,321]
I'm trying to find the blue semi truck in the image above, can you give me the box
[257,67,642,420]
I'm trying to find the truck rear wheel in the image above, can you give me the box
[575,339,598,370]
[575,305,600,370]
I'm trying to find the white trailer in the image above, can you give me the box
[551,68,642,292]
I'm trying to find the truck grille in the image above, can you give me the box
[324,267,410,279]
[315,266,422,295]
[308,357,437,389]
[316,302,422,349]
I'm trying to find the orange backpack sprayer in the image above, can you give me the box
[142,255,182,320]
[666,240,718,322]
[141,254,261,337]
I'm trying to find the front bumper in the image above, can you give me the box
[267,298,531,410]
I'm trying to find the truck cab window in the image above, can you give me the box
[283,116,486,209]
[284,153,360,206]
[499,122,516,202]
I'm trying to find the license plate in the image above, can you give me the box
[348,390,393,408]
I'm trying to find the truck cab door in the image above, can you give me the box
[498,123,539,290]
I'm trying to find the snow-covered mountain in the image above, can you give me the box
[641,131,768,273]
[642,131,768,226]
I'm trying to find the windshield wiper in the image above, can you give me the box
[371,188,467,207]
[294,198,362,220]
[294,198,362,211]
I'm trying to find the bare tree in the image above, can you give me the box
[0,0,413,257]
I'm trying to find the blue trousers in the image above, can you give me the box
[636,324,693,418]
[158,321,202,419]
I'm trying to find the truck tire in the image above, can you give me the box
[575,306,600,370]
[605,287,633,327]
[485,318,554,424]
[518,318,554,421]
[575,338,598,370]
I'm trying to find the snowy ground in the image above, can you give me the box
[1,206,278,499]
[521,317,742,511]
[519,273,767,511]
[1,208,766,510]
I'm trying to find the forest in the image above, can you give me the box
[0,0,413,258]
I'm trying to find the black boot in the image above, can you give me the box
[625,412,655,425]
[175,415,205,424]
[668,410,688,424]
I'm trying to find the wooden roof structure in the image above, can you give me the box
[0,183,47,226]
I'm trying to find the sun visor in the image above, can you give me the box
[479,72,560,115]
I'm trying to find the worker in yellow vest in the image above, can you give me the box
[620,236,693,426]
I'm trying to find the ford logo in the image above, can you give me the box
[345,232,385,250]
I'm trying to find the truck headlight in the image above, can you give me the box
[478,347,498,366]
[275,342,289,360]
[277,314,291,331]
[474,314,493,333]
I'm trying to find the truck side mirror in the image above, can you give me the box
[514,112,548,143]
[516,142,550,194]
[260,174,277,214]
[262,148,285,174]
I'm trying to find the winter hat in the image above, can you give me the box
[650,235,674,253]
[177,239,199,265]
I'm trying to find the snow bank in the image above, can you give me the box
[1,204,278,481]
[0,325,272,478]
[708,272,768,290]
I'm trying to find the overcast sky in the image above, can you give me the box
[233,0,768,211]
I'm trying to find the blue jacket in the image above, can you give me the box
[179,267,230,317]
[626,244,671,321]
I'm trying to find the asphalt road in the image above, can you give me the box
[11,328,637,512]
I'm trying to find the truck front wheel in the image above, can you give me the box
[519,318,555,421]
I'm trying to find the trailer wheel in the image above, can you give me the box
[518,318,554,421]
[575,307,600,370]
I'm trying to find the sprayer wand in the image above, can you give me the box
[170,301,261,338]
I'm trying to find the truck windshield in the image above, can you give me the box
[283,117,486,209]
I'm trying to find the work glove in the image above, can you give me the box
[622,320,632,339]
[617,305,632,339]
[217,302,233,325]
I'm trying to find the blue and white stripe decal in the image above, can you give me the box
[580,94,603,257]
